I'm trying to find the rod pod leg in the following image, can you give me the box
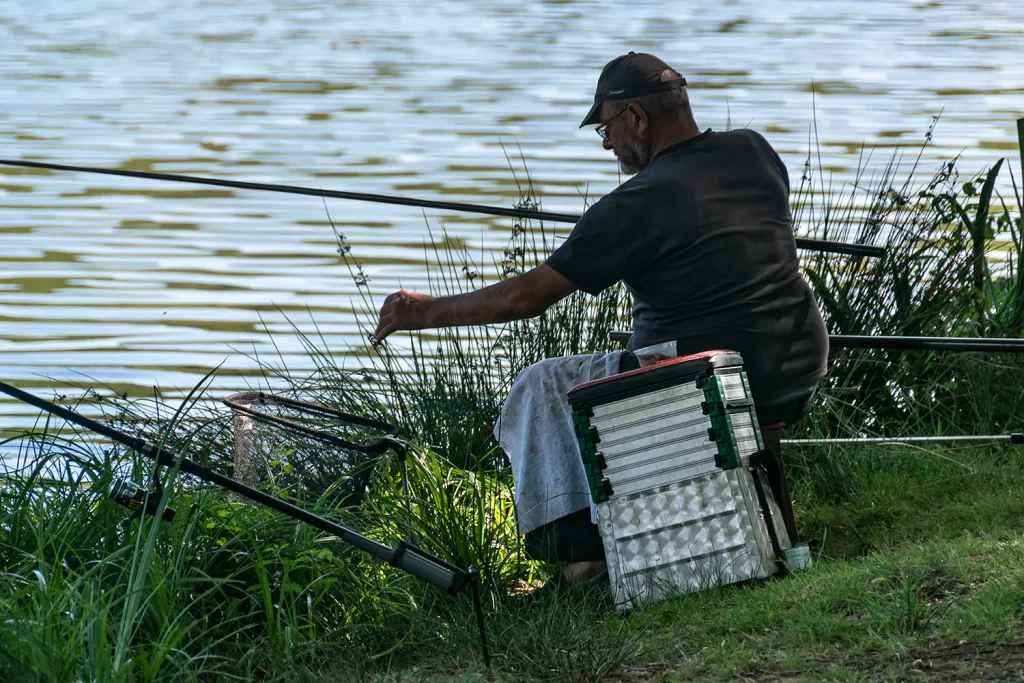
[758,425,800,543]
[468,566,491,671]
[747,454,787,576]
[391,444,415,544]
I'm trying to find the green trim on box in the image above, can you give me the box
[703,400,725,418]
[702,376,742,470]
[572,408,611,503]
[702,374,726,406]
[712,417,743,470]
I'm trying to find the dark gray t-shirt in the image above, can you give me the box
[545,128,828,405]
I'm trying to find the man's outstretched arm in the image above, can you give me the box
[372,264,576,342]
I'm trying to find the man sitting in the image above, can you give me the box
[371,52,828,588]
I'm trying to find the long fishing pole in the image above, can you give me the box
[829,335,1024,353]
[606,331,1024,353]
[0,379,468,593]
[0,378,499,671]
[783,434,1023,446]
[0,379,492,668]
[0,158,885,259]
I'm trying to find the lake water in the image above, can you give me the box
[1,0,1022,440]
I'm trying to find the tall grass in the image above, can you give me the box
[0,128,1022,681]
[794,119,1024,436]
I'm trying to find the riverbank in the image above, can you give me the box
[3,431,1023,681]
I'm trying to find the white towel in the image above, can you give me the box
[493,351,627,535]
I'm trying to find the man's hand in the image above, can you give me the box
[373,290,435,342]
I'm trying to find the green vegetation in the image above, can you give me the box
[1,131,1023,681]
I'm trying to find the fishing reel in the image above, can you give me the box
[109,476,176,528]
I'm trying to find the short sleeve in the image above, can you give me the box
[770,149,790,193]
[754,130,790,193]
[544,191,652,295]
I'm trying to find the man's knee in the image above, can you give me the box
[515,356,568,381]
[512,354,599,391]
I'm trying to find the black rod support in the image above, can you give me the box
[0,380,470,594]
[468,566,491,670]
[0,158,885,259]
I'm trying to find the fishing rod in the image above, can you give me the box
[607,331,1024,353]
[0,157,885,259]
[783,433,1024,446]
[829,335,1024,353]
[0,379,492,669]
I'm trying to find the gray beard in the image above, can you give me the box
[618,137,650,175]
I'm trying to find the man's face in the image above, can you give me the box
[599,102,651,176]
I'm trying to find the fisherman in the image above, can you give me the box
[372,52,828,589]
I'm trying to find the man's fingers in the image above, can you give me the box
[372,291,410,343]
[373,305,397,341]
[373,314,391,339]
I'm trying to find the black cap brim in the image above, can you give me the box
[579,100,603,128]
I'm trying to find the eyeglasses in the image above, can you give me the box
[595,106,629,140]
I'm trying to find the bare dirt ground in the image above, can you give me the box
[660,639,1024,682]
[889,639,1024,682]
[759,639,1024,682]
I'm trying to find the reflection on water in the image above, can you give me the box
[1,0,1022,439]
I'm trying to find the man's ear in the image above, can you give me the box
[630,103,650,137]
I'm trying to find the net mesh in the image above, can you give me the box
[225,392,397,507]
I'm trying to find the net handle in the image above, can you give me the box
[222,392,403,455]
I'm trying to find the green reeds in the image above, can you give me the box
[793,120,1024,436]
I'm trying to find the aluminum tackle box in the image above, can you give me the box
[567,350,791,608]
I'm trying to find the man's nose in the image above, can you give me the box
[603,137,613,151]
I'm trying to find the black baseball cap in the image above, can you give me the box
[579,52,687,128]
